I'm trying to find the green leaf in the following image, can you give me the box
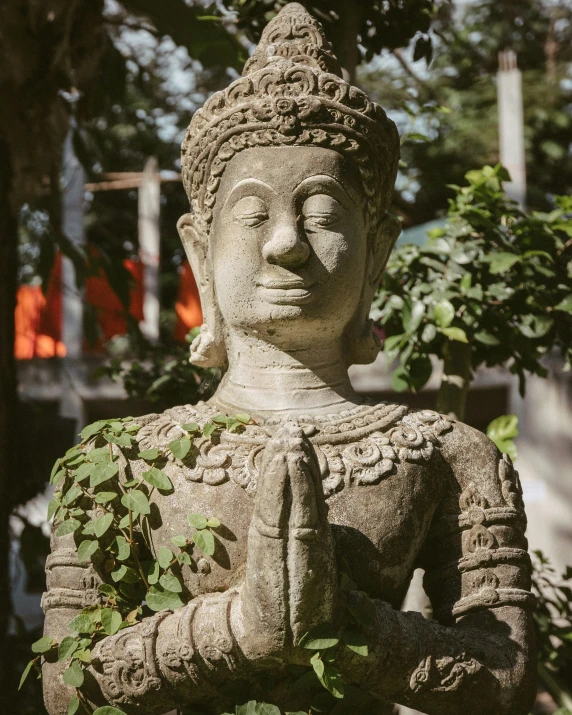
[145,586,184,612]
[47,498,60,521]
[19,660,35,690]
[474,330,500,346]
[383,334,405,353]
[63,661,84,688]
[142,467,172,491]
[94,491,118,504]
[487,415,519,461]
[104,432,132,447]
[421,323,437,343]
[51,469,66,487]
[193,528,215,556]
[94,513,114,538]
[483,252,521,274]
[441,326,468,343]
[519,314,554,339]
[310,652,324,680]
[159,573,183,593]
[434,299,455,328]
[31,636,55,654]
[90,462,119,488]
[554,295,572,314]
[182,422,200,433]
[146,560,160,585]
[342,629,368,656]
[178,552,192,565]
[202,422,217,437]
[50,458,62,483]
[111,565,140,583]
[171,535,188,548]
[235,413,250,424]
[403,300,425,334]
[158,547,174,569]
[321,662,344,699]
[93,708,129,715]
[206,517,221,528]
[67,696,80,715]
[63,485,82,506]
[121,490,150,516]
[299,625,339,650]
[68,614,95,635]
[81,420,107,441]
[101,608,123,636]
[77,539,99,563]
[169,438,191,460]
[390,366,409,392]
[87,447,111,463]
[98,583,117,598]
[211,414,230,425]
[55,519,81,537]
[138,448,160,460]
[255,705,281,715]
[188,513,208,530]
[74,462,95,482]
[115,535,130,561]
[58,636,79,662]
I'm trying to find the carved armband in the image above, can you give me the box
[428,454,535,622]
[91,589,242,708]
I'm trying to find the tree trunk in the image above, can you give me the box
[0,136,18,705]
[328,0,363,83]
[435,340,472,422]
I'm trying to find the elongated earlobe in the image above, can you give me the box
[177,214,227,369]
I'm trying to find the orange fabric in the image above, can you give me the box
[174,260,203,342]
[14,254,66,359]
[84,258,144,348]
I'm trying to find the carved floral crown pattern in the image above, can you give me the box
[181,2,399,235]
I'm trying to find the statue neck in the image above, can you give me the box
[213,331,361,417]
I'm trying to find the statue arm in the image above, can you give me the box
[339,425,536,715]
[42,529,103,714]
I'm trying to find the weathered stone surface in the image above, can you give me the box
[43,4,536,714]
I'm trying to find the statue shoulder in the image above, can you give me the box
[436,417,523,511]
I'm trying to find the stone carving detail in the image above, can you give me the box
[92,614,167,706]
[136,404,452,496]
[410,653,483,694]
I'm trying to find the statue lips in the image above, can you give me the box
[257,276,315,305]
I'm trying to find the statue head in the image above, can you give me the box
[178,2,400,369]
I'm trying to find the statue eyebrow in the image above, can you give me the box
[223,178,274,208]
[294,174,353,202]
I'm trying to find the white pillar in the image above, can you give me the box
[60,127,86,439]
[61,129,85,358]
[497,50,527,207]
[138,157,161,343]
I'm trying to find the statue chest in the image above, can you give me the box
[140,404,449,608]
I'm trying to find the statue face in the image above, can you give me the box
[210,146,367,346]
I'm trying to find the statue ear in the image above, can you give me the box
[368,212,401,287]
[345,212,401,367]
[177,213,227,368]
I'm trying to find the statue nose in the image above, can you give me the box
[262,222,310,268]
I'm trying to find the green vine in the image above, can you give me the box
[19,413,251,715]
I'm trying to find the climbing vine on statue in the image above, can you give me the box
[19,415,247,714]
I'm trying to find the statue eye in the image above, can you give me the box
[232,196,269,228]
[302,194,343,230]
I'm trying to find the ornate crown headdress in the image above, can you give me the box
[181,2,399,234]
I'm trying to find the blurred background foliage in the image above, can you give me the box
[2,0,572,713]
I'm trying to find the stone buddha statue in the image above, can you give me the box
[42,4,535,714]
